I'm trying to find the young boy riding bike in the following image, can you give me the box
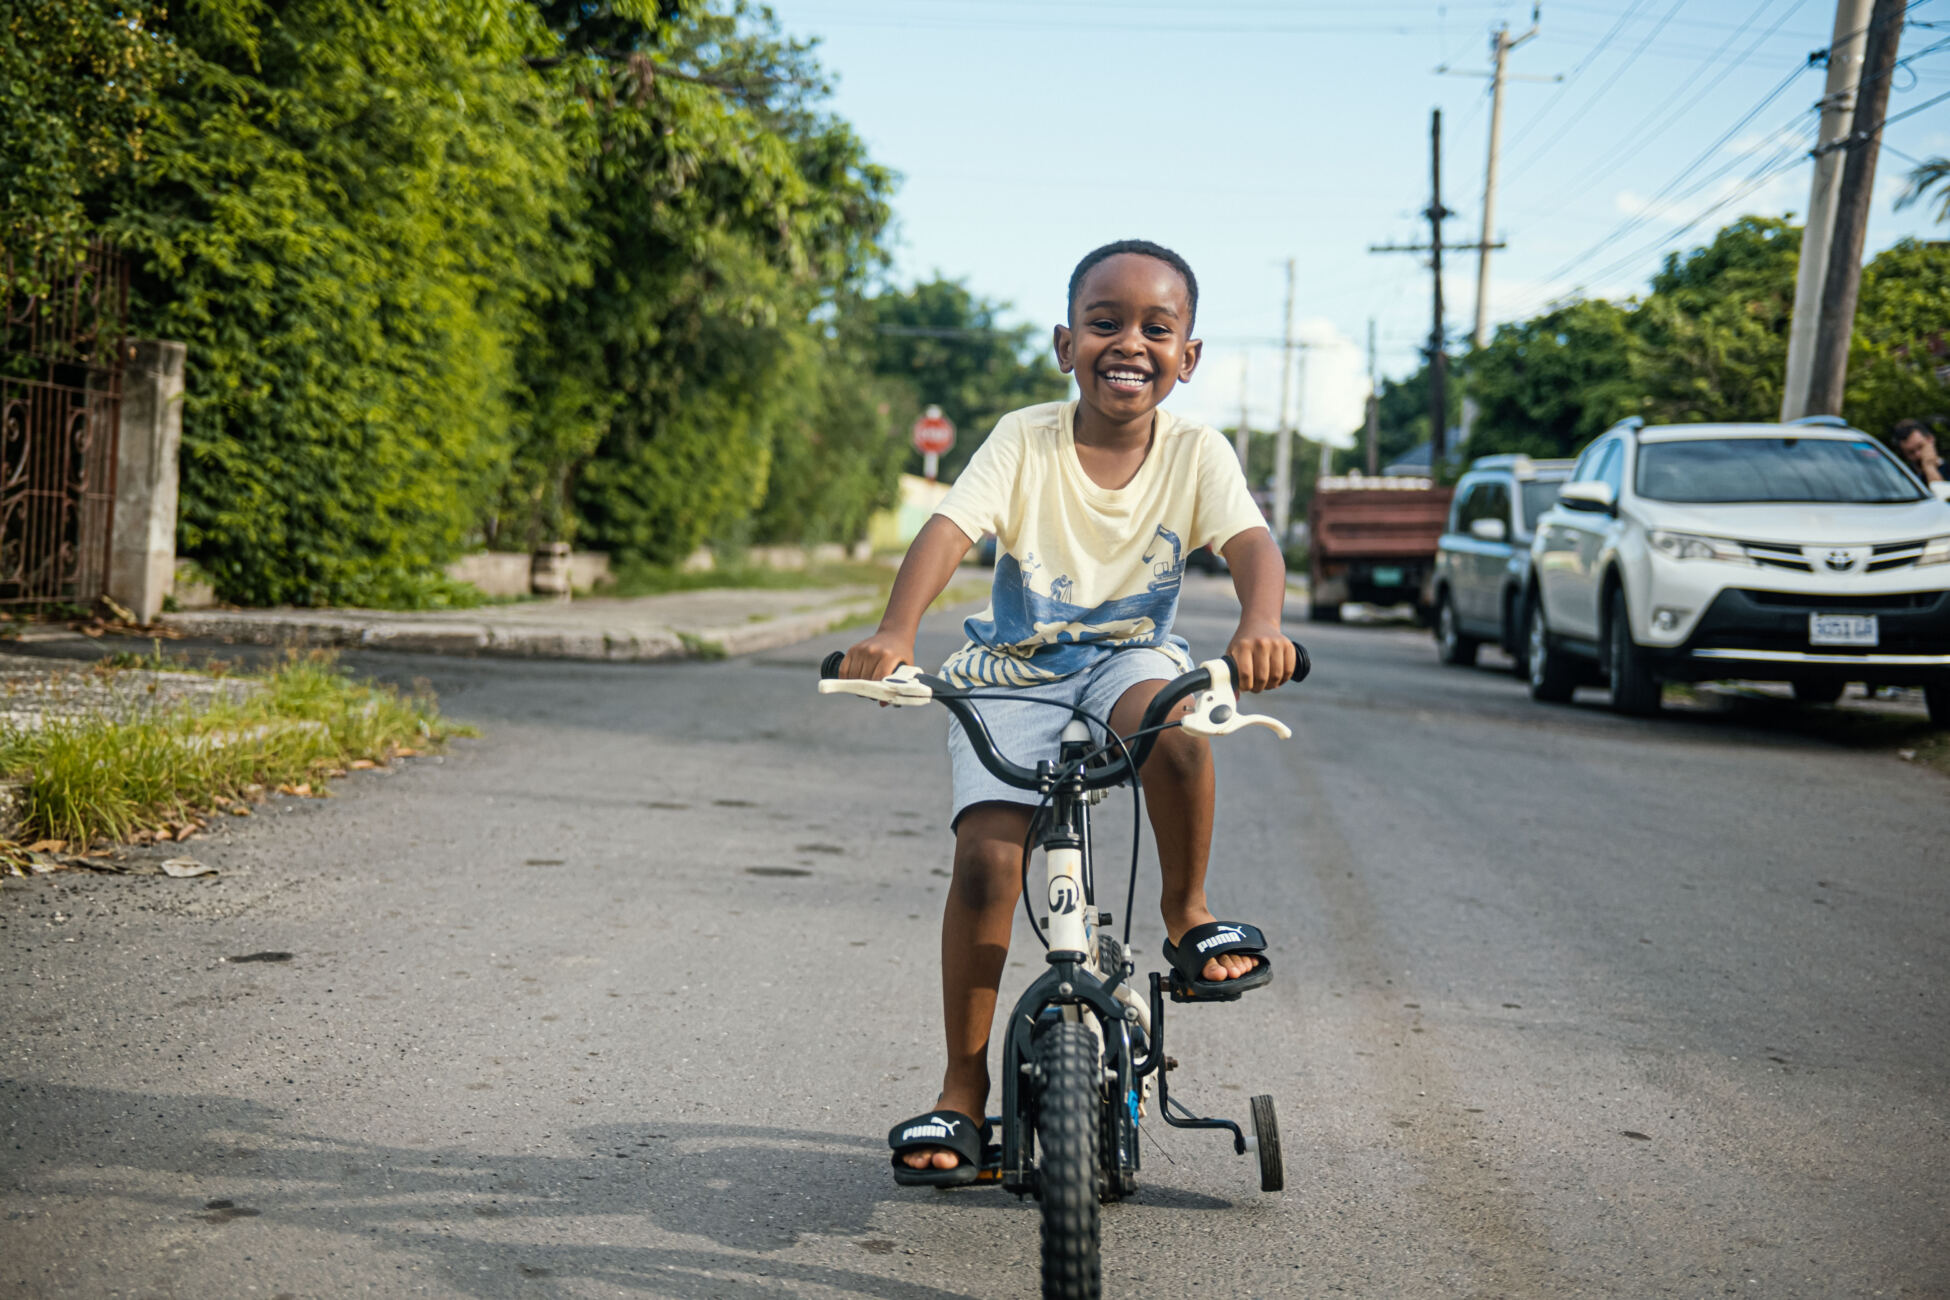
[836,239,1296,1181]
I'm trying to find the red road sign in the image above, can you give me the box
[912,405,956,456]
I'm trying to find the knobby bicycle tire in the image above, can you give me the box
[1034,1020,1103,1300]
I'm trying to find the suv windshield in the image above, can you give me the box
[1636,437,1925,504]
[1519,479,1562,530]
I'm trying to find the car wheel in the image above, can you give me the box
[1606,588,1662,716]
[1436,595,1479,666]
[1792,680,1846,705]
[1526,597,1577,704]
[1926,683,1950,727]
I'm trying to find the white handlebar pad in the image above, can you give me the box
[816,663,935,707]
[1179,657,1294,741]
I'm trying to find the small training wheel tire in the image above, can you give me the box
[1250,1094,1284,1192]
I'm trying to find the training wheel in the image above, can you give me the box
[1250,1094,1283,1192]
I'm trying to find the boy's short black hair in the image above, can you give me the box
[1067,240,1198,330]
[1894,418,1929,440]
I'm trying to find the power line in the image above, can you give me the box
[1496,0,1647,162]
[1498,0,1689,180]
[1505,0,1809,210]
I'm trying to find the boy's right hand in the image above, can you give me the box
[839,630,915,680]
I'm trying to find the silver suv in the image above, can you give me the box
[1433,454,1574,670]
[1523,416,1950,718]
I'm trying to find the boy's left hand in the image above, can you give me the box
[1225,622,1295,693]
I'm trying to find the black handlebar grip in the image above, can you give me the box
[819,650,845,679]
[1222,637,1311,688]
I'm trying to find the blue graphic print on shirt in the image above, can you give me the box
[950,525,1192,687]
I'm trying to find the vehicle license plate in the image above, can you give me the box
[1809,613,1878,646]
[1372,566,1404,586]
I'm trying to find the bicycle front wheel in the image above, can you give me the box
[1033,1020,1103,1300]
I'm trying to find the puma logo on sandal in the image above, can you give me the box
[1195,926,1246,953]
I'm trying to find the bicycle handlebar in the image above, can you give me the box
[818,638,1308,793]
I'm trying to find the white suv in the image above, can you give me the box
[1523,416,1950,719]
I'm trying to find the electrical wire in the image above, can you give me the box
[1498,0,1650,161]
[1506,0,1808,213]
[1499,0,1690,182]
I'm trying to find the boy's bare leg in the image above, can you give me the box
[1108,681,1258,982]
[904,801,1032,1171]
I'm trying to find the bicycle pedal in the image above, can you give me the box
[1165,970,1246,1004]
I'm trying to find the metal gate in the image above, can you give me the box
[0,243,125,607]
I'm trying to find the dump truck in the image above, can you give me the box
[1306,474,1455,623]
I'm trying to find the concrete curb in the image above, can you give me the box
[160,599,882,663]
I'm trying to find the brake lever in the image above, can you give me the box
[1178,658,1293,740]
[815,663,935,707]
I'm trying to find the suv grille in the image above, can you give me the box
[1743,590,1941,612]
[1867,539,1927,572]
[1743,541,1810,572]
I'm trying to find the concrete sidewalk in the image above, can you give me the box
[160,583,896,662]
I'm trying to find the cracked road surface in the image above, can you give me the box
[3,575,1945,1297]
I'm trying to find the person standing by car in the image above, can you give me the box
[1894,419,1944,483]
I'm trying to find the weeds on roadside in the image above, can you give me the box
[0,650,473,846]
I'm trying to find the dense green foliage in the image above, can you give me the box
[0,0,169,270]
[21,0,961,602]
[1379,215,1950,467]
[106,0,574,606]
[856,278,1071,482]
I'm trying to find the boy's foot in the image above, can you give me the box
[1166,909,1261,982]
[901,1083,988,1171]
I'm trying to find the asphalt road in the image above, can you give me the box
[4,574,1945,1298]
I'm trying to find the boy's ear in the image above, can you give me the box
[1177,336,1202,383]
[1053,323,1074,374]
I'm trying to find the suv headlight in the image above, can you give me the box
[1919,536,1950,567]
[1648,530,1751,563]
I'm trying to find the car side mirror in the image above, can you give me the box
[1558,480,1617,514]
[1468,516,1508,543]
[1932,482,1950,503]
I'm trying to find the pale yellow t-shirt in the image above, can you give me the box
[933,401,1268,688]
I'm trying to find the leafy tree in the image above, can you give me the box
[102,0,577,606]
[518,0,896,564]
[1896,156,1950,225]
[1847,238,1950,439]
[1334,364,1460,474]
[1463,299,1638,458]
[0,0,170,274]
[858,278,1070,482]
[1628,216,1800,425]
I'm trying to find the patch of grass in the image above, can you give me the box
[0,650,473,845]
[675,631,726,660]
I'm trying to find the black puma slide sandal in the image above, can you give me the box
[888,1109,989,1187]
[1162,921,1273,1002]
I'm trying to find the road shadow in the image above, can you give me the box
[0,1078,1014,1298]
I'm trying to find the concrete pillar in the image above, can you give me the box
[108,340,186,623]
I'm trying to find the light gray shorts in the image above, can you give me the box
[946,647,1183,829]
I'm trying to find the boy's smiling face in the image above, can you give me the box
[1055,253,1201,429]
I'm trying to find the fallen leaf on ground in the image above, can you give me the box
[227,805,251,817]
[350,759,376,770]
[395,747,418,757]
[161,858,216,878]
[276,782,312,797]
[24,839,65,853]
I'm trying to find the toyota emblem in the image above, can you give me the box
[1824,549,1857,572]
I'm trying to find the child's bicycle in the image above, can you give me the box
[817,641,1309,1300]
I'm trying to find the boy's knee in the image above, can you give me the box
[951,842,1024,912]
[1144,727,1210,784]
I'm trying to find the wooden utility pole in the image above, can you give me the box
[1473,17,1539,349]
[1365,318,1380,476]
[1371,110,1500,472]
[1782,0,1874,420]
[1272,258,1297,540]
[1807,0,1905,416]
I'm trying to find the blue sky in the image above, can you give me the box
[769,0,1950,444]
